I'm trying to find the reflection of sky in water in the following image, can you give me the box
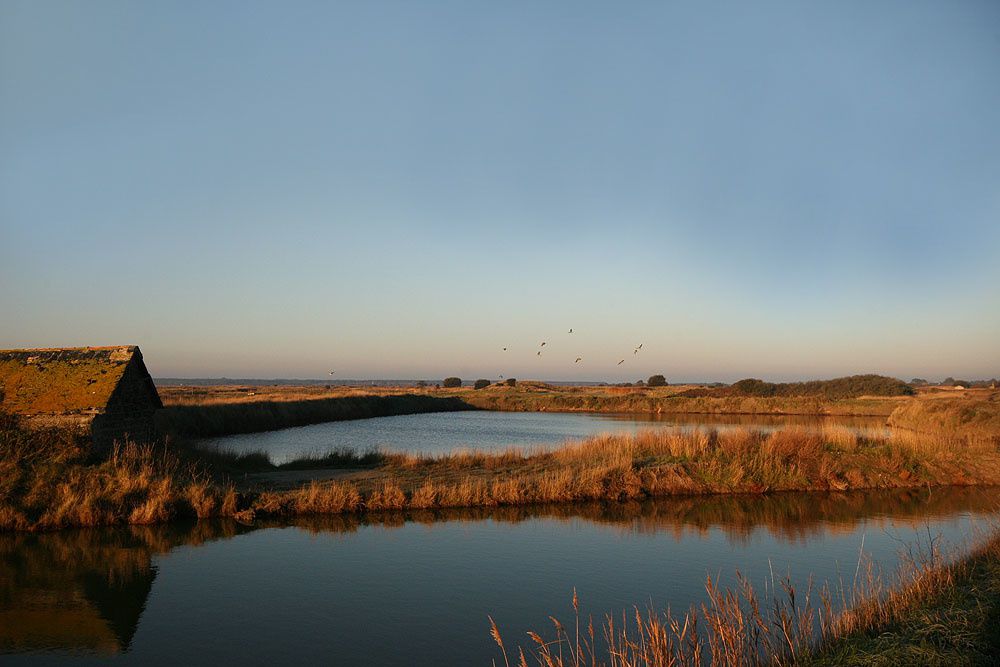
[196,411,888,463]
[2,488,994,666]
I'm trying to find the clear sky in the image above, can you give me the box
[2,1,998,382]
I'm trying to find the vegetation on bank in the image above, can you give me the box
[494,526,1000,666]
[462,388,903,417]
[4,408,999,531]
[0,412,239,531]
[155,393,473,437]
[725,374,915,399]
[887,396,1000,441]
[155,377,926,441]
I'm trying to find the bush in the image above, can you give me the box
[442,377,462,388]
[473,379,490,390]
[732,378,778,397]
[505,378,517,387]
[730,375,913,399]
[647,374,667,387]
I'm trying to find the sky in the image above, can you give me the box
[2,1,998,382]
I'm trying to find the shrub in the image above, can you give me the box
[647,374,667,387]
[732,378,778,397]
[442,377,462,388]
[505,378,517,387]
[473,379,490,390]
[730,375,913,398]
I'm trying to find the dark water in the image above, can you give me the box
[2,487,996,665]
[195,410,887,463]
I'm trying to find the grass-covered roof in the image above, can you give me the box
[0,346,142,415]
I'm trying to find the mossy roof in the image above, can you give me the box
[0,346,143,415]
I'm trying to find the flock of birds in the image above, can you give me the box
[501,328,644,376]
[325,328,645,380]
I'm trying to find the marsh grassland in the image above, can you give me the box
[492,528,1000,666]
[3,383,1000,665]
[3,405,999,531]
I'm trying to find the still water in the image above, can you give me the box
[195,410,888,463]
[2,487,995,665]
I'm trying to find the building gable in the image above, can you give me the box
[0,346,157,416]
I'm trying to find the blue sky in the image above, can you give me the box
[2,1,998,381]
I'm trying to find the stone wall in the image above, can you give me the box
[93,356,163,453]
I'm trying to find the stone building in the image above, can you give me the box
[0,346,162,454]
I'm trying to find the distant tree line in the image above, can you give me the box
[728,374,914,399]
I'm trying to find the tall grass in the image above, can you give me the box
[888,396,1000,442]
[219,425,1000,524]
[0,412,237,531]
[4,409,1000,531]
[492,528,1000,666]
[462,390,903,418]
[155,393,473,437]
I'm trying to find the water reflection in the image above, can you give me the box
[0,486,995,658]
[0,522,251,655]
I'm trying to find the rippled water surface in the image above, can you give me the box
[195,410,888,463]
[2,487,995,665]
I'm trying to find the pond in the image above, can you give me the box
[194,410,888,463]
[2,487,994,665]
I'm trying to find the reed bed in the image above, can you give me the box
[491,527,1000,666]
[3,409,1000,531]
[155,393,473,437]
[235,425,1000,525]
[0,412,237,531]
[156,383,912,442]
[462,390,902,418]
[887,396,1000,442]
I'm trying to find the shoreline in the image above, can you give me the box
[5,422,1000,533]
[155,389,906,439]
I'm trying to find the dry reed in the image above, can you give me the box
[493,526,1000,666]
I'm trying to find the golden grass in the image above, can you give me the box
[155,392,474,437]
[5,403,1000,531]
[158,384,434,406]
[493,527,1000,666]
[0,413,237,531]
[156,383,911,435]
[155,384,1000,446]
[220,425,1000,523]
[888,395,1000,441]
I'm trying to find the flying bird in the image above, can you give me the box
[329,370,335,375]
[540,342,546,347]
[575,357,582,363]
[568,328,573,334]
[617,359,625,366]
[537,351,542,356]
[637,343,643,350]
[502,346,508,351]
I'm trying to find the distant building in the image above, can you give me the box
[0,346,162,454]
